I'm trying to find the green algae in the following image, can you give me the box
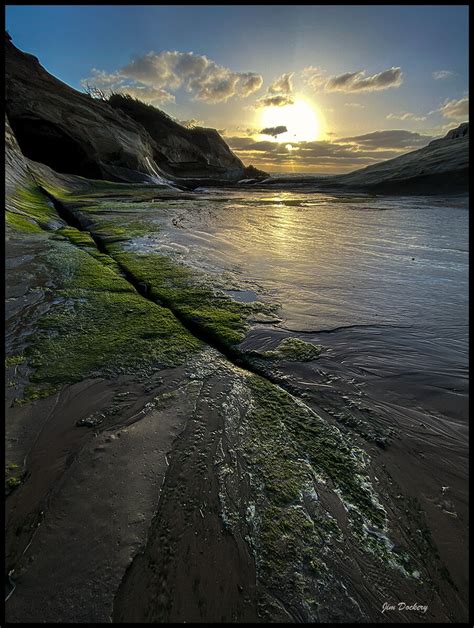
[109,250,254,347]
[18,241,202,402]
[5,211,43,234]
[254,337,322,362]
[6,476,21,489]
[12,186,58,225]
[5,462,25,493]
[5,354,25,368]
[246,375,386,528]
[54,226,97,249]
[242,375,422,581]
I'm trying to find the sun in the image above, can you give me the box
[260,99,324,142]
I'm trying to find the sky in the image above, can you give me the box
[5,5,469,173]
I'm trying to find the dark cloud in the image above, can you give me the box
[260,125,288,137]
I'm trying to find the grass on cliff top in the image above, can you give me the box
[19,240,202,403]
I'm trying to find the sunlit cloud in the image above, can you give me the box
[254,72,295,108]
[302,66,403,92]
[337,129,433,149]
[345,102,365,108]
[226,127,434,173]
[439,96,469,119]
[81,51,263,104]
[386,112,427,122]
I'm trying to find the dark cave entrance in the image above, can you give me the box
[8,117,103,179]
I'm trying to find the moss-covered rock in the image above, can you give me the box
[253,337,322,362]
[18,240,202,402]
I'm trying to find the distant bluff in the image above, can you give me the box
[330,122,469,195]
[5,33,267,187]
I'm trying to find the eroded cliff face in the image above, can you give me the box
[5,34,265,185]
[106,94,249,181]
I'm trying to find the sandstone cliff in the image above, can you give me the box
[330,123,469,194]
[5,34,265,186]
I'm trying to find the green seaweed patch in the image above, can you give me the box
[19,241,202,402]
[83,217,158,242]
[5,211,43,234]
[54,226,97,250]
[5,462,26,494]
[5,354,25,368]
[238,376,347,611]
[254,337,322,362]
[46,242,131,293]
[11,185,58,226]
[246,375,386,529]
[38,175,171,204]
[110,251,256,347]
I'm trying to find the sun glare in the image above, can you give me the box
[260,99,324,143]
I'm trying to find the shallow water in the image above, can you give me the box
[126,189,468,429]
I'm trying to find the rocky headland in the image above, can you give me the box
[5,32,267,188]
[259,123,468,195]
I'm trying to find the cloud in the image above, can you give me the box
[254,72,295,108]
[255,94,294,108]
[302,66,403,92]
[82,51,263,104]
[345,102,365,108]
[301,66,327,90]
[268,72,294,95]
[226,128,434,173]
[439,96,469,119]
[260,125,288,137]
[432,70,456,80]
[386,112,427,122]
[239,73,264,97]
[337,129,433,149]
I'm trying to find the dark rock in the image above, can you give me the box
[76,413,105,428]
[5,37,162,183]
[107,94,266,182]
